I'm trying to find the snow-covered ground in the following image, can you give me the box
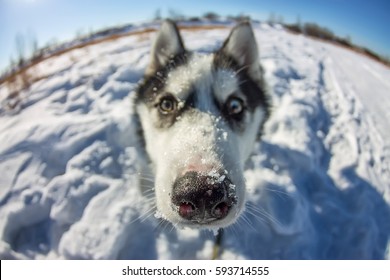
[0,22,389,260]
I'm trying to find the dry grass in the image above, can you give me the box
[0,25,227,88]
[2,67,33,110]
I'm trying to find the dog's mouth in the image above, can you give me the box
[171,171,238,225]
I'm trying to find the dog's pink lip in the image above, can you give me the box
[181,164,218,176]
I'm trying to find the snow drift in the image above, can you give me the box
[0,21,389,259]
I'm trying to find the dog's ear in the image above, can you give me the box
[220,22,261,81]
[146,20,185,76]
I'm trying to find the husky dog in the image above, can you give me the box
[135,20,270,230]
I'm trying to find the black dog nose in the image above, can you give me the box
[171,171,236,222]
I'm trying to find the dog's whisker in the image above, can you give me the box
[140,186,155,193]
[142,188,156,194]
[138,177,155,183]
[239,213,257,231]
[138,207,158,223]
[245,203,282,227]
[227,223,240,240]
[245,204,269,222]
[143,190,156,199]
[245,208,268,225]
[163,220,174,233]
[265,187,293,199]
[142,194,156,202]
[234,219,247,235]
[136,172,155,180]
[154,219,167,233]
[168,222,178,234]
[237,215,254,233]
[234,65,250,76]
[142,197,156,205]
[136,171,155,177]
[128,212,153,226]
[152,218,169,234]
[142,187,155,193]
[160,219,173,233]
[237,79,249,87]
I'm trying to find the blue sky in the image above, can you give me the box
[1,0,389,72]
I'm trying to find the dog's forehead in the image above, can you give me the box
[164,54,239,101]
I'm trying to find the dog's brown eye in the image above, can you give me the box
[227,97,244,115]
[158,96,177,114]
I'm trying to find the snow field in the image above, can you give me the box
[0,22,389,259]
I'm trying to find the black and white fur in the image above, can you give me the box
[135,20,270,231]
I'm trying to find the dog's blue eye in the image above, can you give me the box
[227,97,244,115]
[158,96,177,113]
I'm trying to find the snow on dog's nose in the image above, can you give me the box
[171,171,237,223]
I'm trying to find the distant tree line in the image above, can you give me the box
[284,21,388,65]
[153,10,251,22]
